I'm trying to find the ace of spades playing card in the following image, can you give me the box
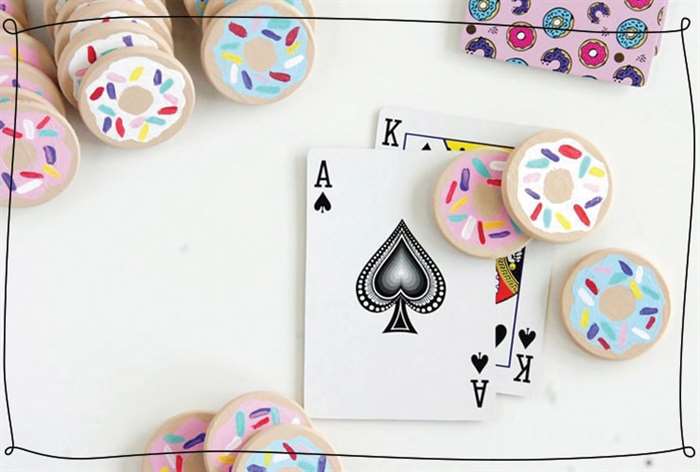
[305,149,496,421]
[374,107,554,397]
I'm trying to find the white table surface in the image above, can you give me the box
[1,1,698,471]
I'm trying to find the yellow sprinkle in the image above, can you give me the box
[483,220,505,230]
[221,52,242,64]
[159,467,169,472]
[580,308,589,328]
[287,42,300,55]
[130,66,144,81]
[450,196,468,212]
[630,280,643,300]
[555,212,572,230]
[218,454,236,464]
[263,452,273,466]
[589,167,606,177]
[42,164,61,178]
[138,123,149,142]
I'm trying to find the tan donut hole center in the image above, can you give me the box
[472,182,502,217]
[244,37,277,73]
[3,141,34,169]
[599,286,636,321]
[543,169,574,204]
[118,86,153,115]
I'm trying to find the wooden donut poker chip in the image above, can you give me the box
[77,46,195,148]
[201,0,316,32]
[0,99,80,207]
[0,59,66,115]
[58,22,173,108]
[141,411,214,472]
[53,1,173,62]
[502,130,613,243]
[561,249,670,360]
[201,0,316,105]
[434,148,530,258]
[0,13,57,79]
[231,425,342,472]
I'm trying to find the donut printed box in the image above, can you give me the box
[461,0,669,87]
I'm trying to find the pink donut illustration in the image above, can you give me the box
[507,22,537,51]
[0,101,80,207]
[579,39,609,69]
[624,0,654,11]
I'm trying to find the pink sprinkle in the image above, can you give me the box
[76,68,88,77]
[523,173,540,183]
[164,93,178,105]
[618,323,627,348]
[594,266,612,275]
[107,72,126,83]
[584,183,600,193]
[130,116,145,128]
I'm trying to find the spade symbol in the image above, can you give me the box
[314,192,331,213]
[470,352,488,374]
[356,220,446,334]
[421,142,432,151]
[495,324,507,347]
[518,328,536,349]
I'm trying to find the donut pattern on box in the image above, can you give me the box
[563,251,668,359]
[82,55,188,144]
[462,0,667,86]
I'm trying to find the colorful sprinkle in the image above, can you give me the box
[632,327,650,340]
[153,69,162,86]
[489,231,511,239]
[597,337,611,350]
[573,204,590,226]
[461,216,476,240]
[646,316,656,329]
[228,22,248,38]
[450,196,468,212]
[486,178,501,186]
[106,83,116,99]
[445,180,457,203]
[159,79,174,94]
[589,166,606,177]
[270,71,291,82]
[619,260,633,276]
[460,168,470,191]
[586,323,599,340]
[559,144,582,159]
[285,26,300,46]
[541,148,560,162]
[629,280,643,300]
[524,188,540,200]
[129,66,144,82]
[2,172,15,191]
[235,410,245,437]
[543,209,552,228]
[600,321,616,339]
[580,308,590,328]
[526,158,550,169]
[584,196,603,209]
[578,287,595,306]
[183,432,205,449]
[477,221,486,245]
[530,202,543,221]
[249,408,271,419]
[163,434,184,444]
[609,272,627,285]
[43,146,57,165]
[585,278,598,295]
[242,70,253,90]
[555,212,572,230]
[640,307,658,315]
[261,29,281,41]
[282,442,297,460]
[579,156,591,178]
[472,158,490,178]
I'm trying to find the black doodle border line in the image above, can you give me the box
[0,12,696,465]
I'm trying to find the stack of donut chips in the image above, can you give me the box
[433,130,670,361]
[0,1,80,207]
[142,391,342,472]
[46,0,195,149]
[187,0,316,105]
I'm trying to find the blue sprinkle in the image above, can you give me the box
[0,120,4,129]
[106,82,116,99]
[2,172,15,191]
[102,117,112,133]
[261,29,281,41]
[640,307,658,315]
[183,432,205,449]
[159,78,173,94]
[318,455,327,472]
[153,69,162,86]
[242,70,253,90]
[541,148,560,162]
[123,35,133,46]
[524,188,540,200]
[585,196,603,209]
[43,145,57,164]
[247,465,266,472]
[586,323,599,340]
[145,117,166,125]
[459,168,470,191]
[619,260,633,276]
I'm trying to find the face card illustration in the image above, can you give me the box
[375,107,552,397]
[305,149,496,421]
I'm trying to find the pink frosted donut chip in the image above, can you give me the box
[204,391,312,472]
[142,411,214,472]
[0,100,80,207]
[434,149,530,258]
